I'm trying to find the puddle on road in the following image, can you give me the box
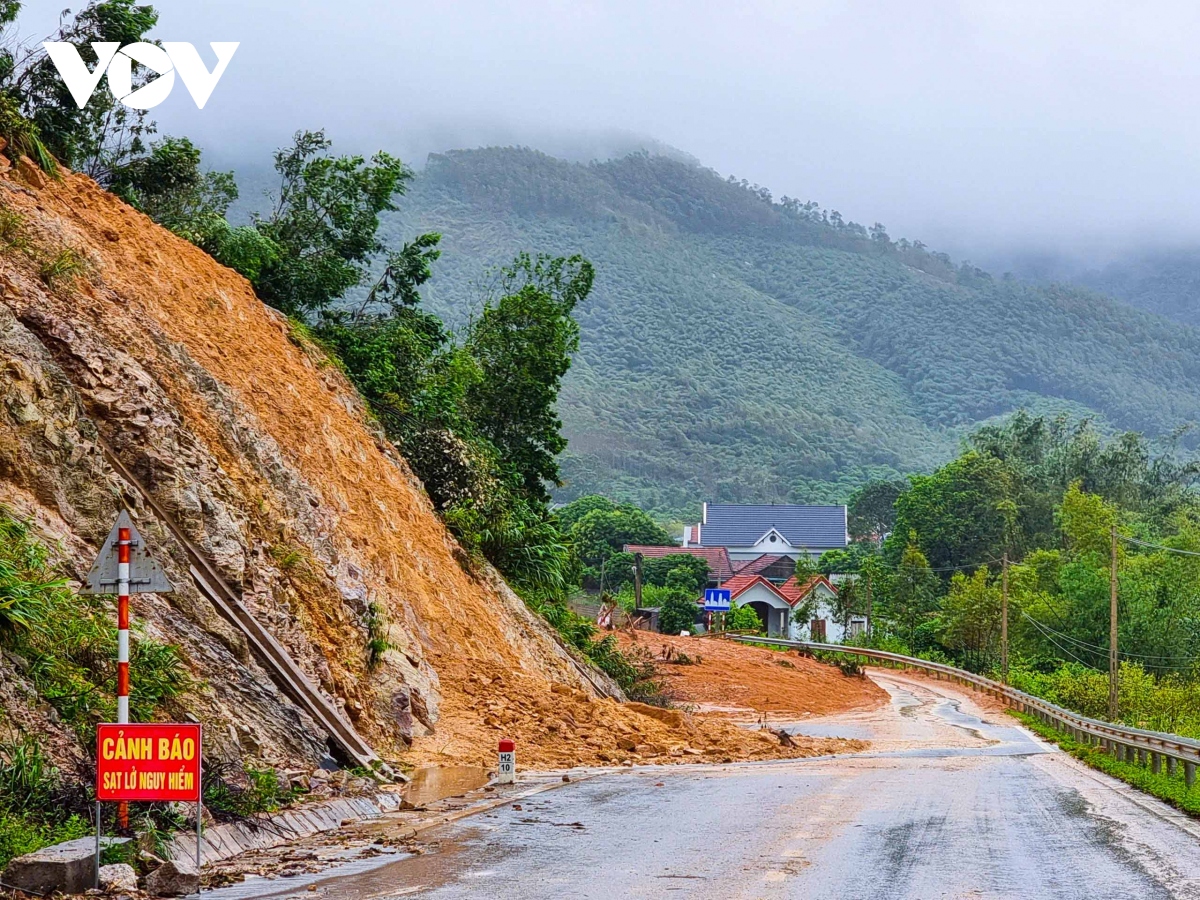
[402,766,491,806]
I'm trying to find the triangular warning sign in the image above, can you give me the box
[80,509,173,595]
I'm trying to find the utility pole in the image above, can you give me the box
[864,570,873,638]
[633,552,644,609]
[1109,525,1119,721]
[1001,553,1009,685]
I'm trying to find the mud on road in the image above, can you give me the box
[207,669,1200,899]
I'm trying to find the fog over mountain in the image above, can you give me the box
[15,0,1200,270]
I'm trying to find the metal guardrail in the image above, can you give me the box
[730,636,1200,785]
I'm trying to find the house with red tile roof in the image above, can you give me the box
[622,545,734,583]
[718,571,848,639]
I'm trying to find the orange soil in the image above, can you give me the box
[0,164,871,770]
[617,632,887,721]
[407,657,865,769]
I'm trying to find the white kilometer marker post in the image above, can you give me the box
[498,739,516,784]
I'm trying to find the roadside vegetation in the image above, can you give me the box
[813,413,1200,738]
[1011,711,1200,817]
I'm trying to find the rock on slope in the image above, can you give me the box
[0,162,615,763]
[0,163,857,773]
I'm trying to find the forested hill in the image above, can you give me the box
[377,147,1200,516]
[1073,249,1200,327]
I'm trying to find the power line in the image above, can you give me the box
[1021,615,1106,671]
[856,555,1007,575]
[1118,534,1200,558]
[1020,611,1199,669]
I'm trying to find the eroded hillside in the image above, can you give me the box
[0,161,859,775]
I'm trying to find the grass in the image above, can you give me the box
[0,811,90,870]
[38,246,90,288]
[365,601,390,670]
[1,507,194,736]
[1010,710,1200,817]
[0,200,91,290]
[269,542,311,576]
[0,206,30,252]
[203,763,301,819]
[0,736,89,870]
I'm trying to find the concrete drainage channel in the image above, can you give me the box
[195,770,600,899]
[0,767,574,897]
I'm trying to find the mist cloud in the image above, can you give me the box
[19,0,1200,267]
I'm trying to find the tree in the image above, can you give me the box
[890,452,1015,569]
[555,495,621,532]
[726,601,763,634]
[647,555,708,593]
[830,577,861,636]
[10,1,159,179]
[817,541,877,574]
[464,253,594,504]
[887,536,940,649]
[569,506,673,566]
[252,130,412,317]
[940,568,1002,670]
[658,591,699,635]
[848,479,907,541]
[108,136,237,238]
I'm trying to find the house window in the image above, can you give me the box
[768,534,777,543]
[810,619,827,642]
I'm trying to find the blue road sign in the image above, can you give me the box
[704,588,732,611]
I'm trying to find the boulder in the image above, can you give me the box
[2,837,98,896]
[99,863,139,893]
[144,858,199,897]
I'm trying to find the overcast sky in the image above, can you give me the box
[18,0,1200,266]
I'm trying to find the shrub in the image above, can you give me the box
[0,736,88,869]
[0,507,194,736]
[658,591,699,635]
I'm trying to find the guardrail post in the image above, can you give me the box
[1166,755,1175,777]
[1185,761,1196,790]
[1125,745,1136,764]
[1151,752,1161,775]
[1137,748,1147,767]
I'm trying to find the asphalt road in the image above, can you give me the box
[223,673,1200,899]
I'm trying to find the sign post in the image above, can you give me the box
[497,739,516,784]
[81,510,173,828]
[95,723,202,883]
[703,588,731,612]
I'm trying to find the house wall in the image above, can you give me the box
[786,593,866,644]
[734,582,792,638]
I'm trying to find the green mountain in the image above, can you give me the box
[1074,250,1200,327]
[377,147,1200,516]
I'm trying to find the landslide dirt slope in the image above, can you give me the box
[0,163,860,772]
[617,632,886,721]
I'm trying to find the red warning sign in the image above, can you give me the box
[96,723,201,802]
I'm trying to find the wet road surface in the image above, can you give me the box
[214,672,1200,899]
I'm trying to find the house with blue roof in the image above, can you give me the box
[682,502,848,564]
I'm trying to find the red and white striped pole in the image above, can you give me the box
[117,526,131,724]
[117,526,130,828]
